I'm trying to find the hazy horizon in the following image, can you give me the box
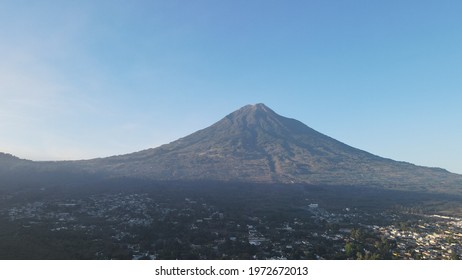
[1,1,461,174]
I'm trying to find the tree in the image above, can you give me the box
[345,242,354,258]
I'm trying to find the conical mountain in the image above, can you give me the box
[89,103,462,189]
[1,104,461,190]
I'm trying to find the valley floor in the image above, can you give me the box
[0,183,461,260]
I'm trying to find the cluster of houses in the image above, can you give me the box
[374,215,462,259]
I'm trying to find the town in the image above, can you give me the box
[1,183,461,260]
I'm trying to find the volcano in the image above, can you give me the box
[75,103,461,190]
[1,103,462,191]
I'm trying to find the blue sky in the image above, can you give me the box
[1,0,461,174]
